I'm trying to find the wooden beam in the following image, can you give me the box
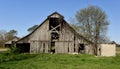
[50,24,60,34]
[30,40,50,42]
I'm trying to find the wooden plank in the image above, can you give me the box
[55,42,58,53]
[64,42,68,53]
[31,40,50,42]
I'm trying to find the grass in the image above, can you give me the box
[116,47,120,54]
[0,53,120,69]
[0,46,119,69]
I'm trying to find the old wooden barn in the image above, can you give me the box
[16,12,94,54]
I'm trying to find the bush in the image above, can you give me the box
[9,47,20,54]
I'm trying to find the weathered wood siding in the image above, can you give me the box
[29,20,50,53]
[16,12,93,54]
[53,21,73,53]
[28,19,91,54]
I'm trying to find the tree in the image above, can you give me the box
[0,29,17,47]
[0,30,7,47]
[69,18,80,33]
[27,25,39,33]
[69,18,85,35]
[75,5,109,55]
[5,29,17,41]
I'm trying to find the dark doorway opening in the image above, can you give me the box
[74,45,76,52]
[43,43,45,53]
[5,44,12,48]
[16,43,30,53]
[78,44,85,53]
[50,41,55,53]
[68,46,69,53]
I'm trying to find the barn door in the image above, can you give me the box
[16,43,30,53]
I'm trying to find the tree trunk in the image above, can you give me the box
[94,21,101,56]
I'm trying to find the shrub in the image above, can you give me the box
[9,47,20,54]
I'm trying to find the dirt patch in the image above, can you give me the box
[0,48,8,53]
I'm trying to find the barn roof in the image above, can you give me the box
[48,12,64,18]
[17,12,93,44]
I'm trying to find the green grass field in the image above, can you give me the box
[116,47,120,54]
[0,47,120,69]
[0,53,120,69]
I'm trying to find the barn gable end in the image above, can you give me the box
[16,12,93,54]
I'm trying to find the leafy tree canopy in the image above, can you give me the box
[27,25,39,33]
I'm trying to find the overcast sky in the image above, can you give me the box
[0,0,120,44]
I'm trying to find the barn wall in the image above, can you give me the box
[29,20,50,53]
[75,37,82,53]
[54,22,75,53]
[30,20,50,41]
[55,21,90,54]
[84,44,93,54]
[30,41,49,53]
[55,41,74,53]
[28,18,79,54]
[59,22,74,41]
